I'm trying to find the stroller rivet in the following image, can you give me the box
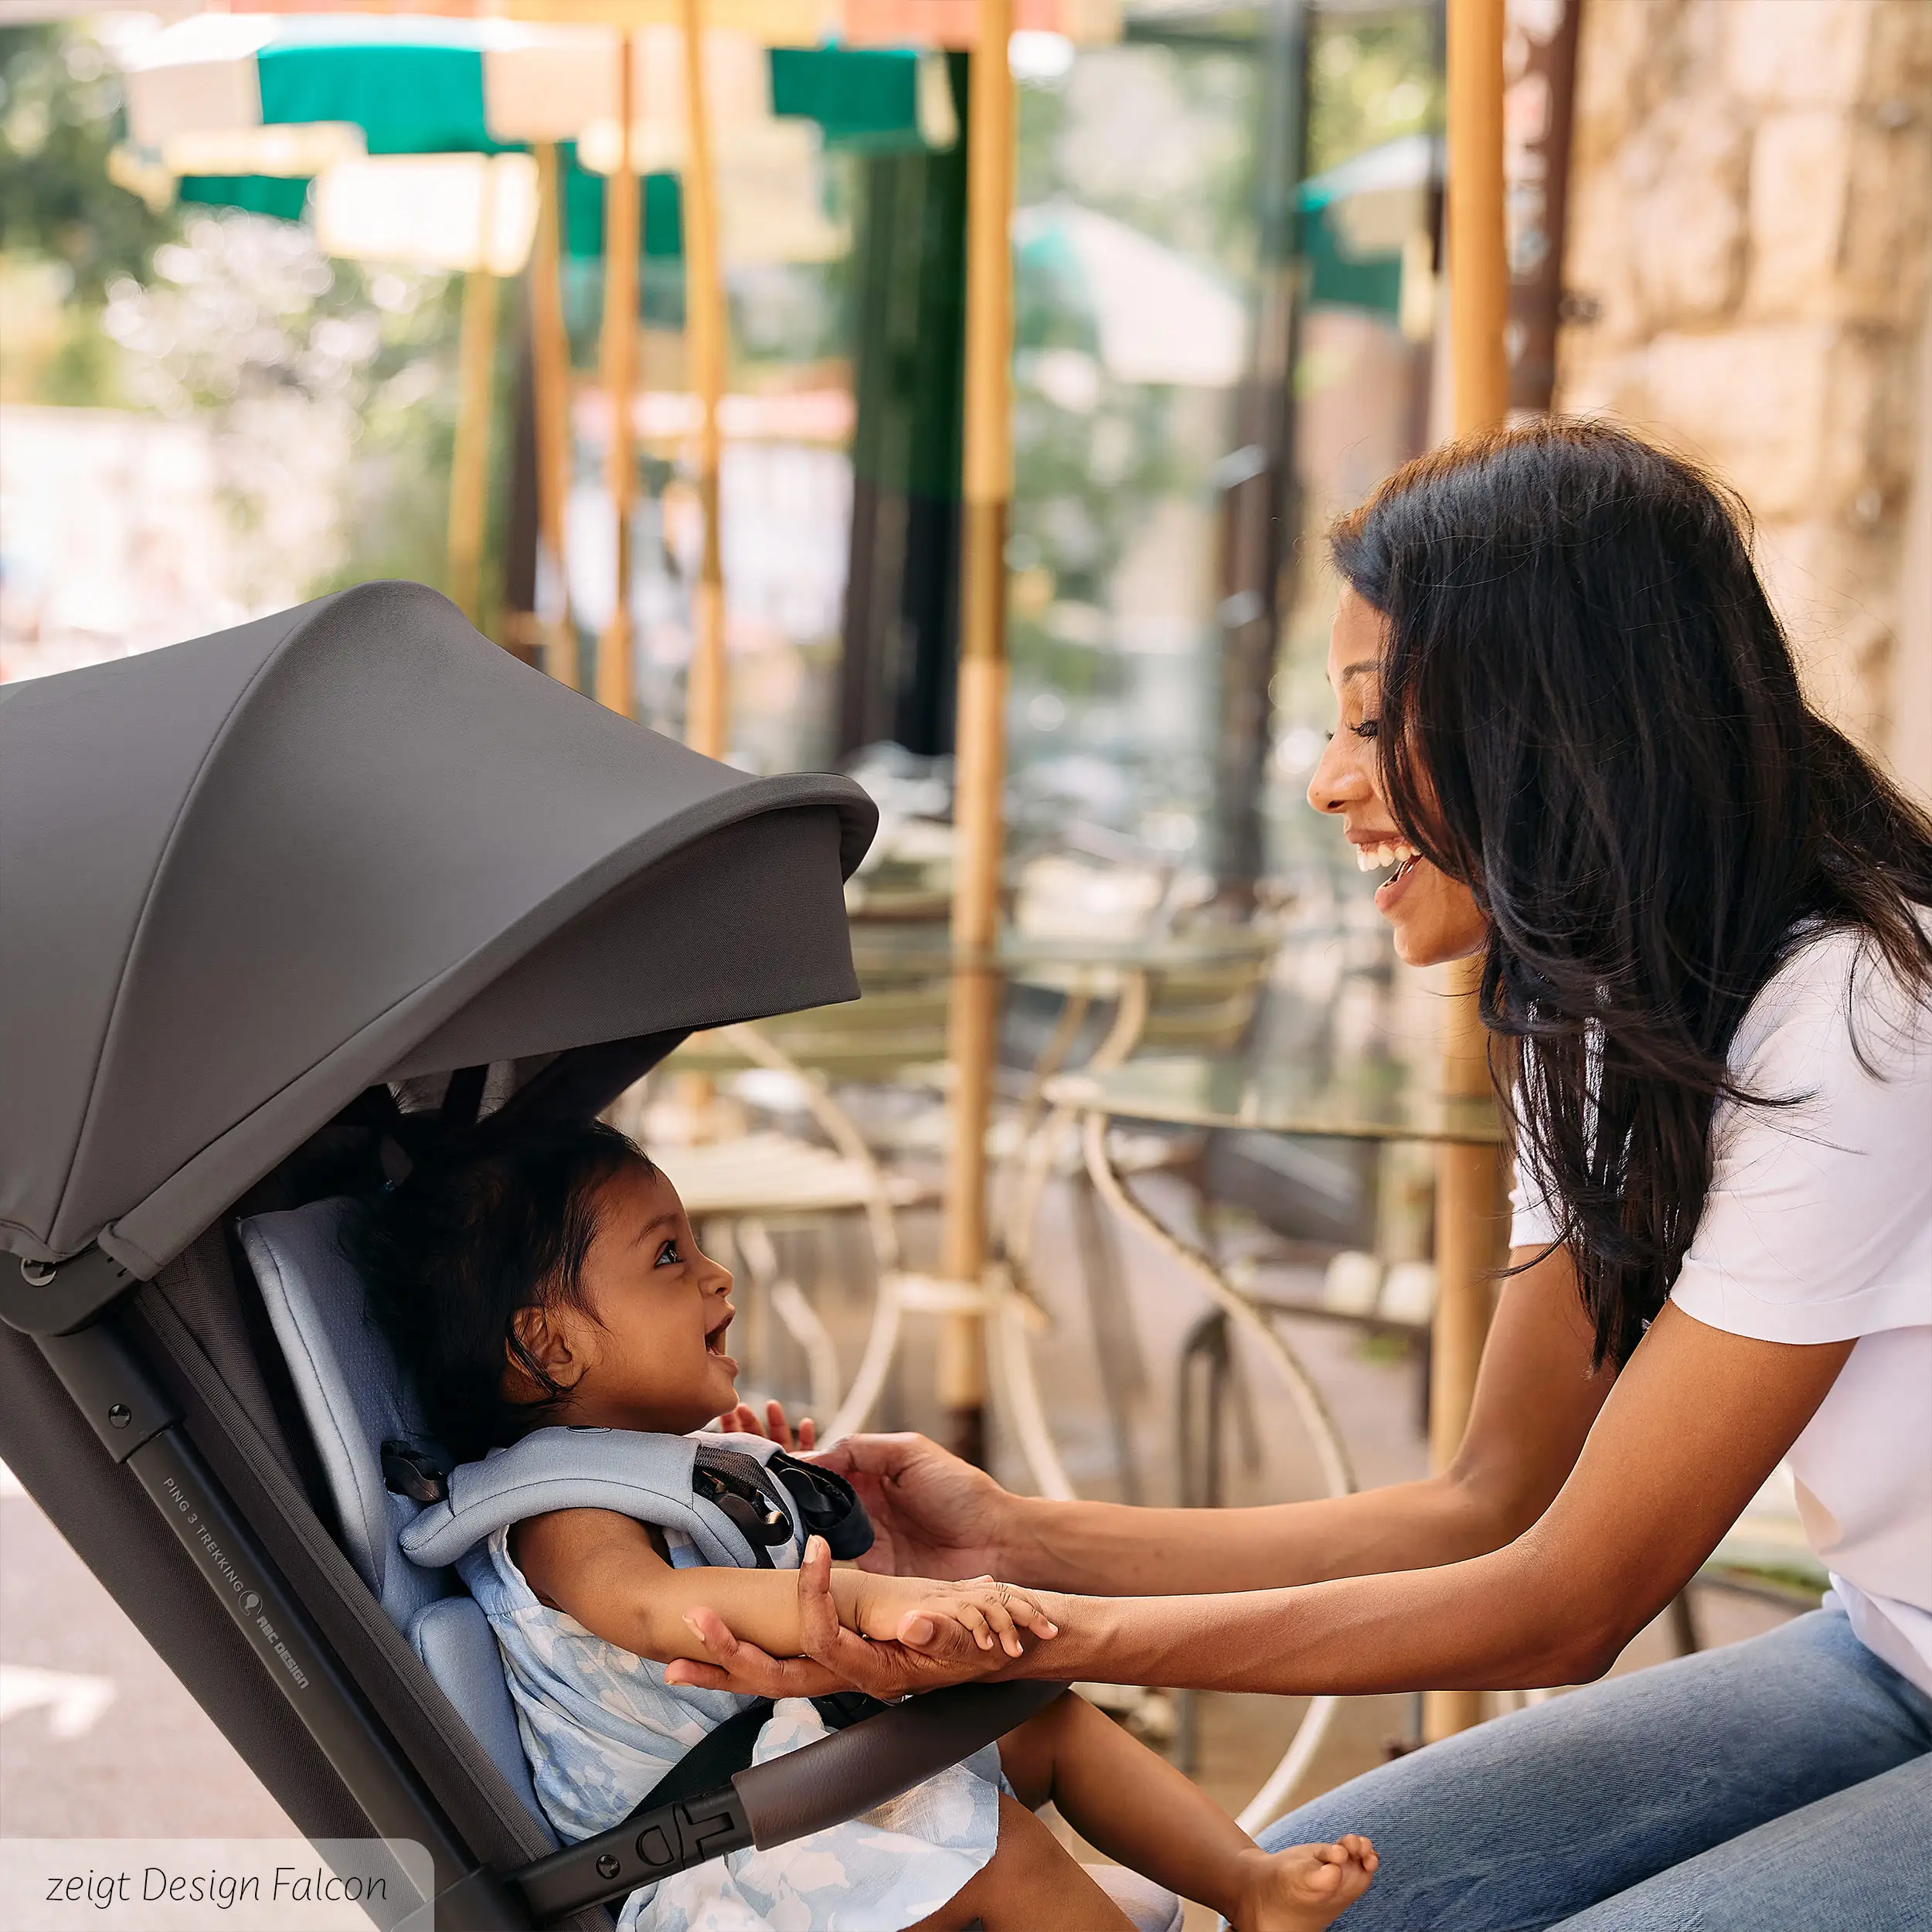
[595,1854,621,1881]
[107,1403,132,1428]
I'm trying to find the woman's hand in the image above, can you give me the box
[806,1433,1019,1580]
[663,1538,1029,1701]
[714,1417,1029,1584]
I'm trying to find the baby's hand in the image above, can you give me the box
[843,1573,1060,1658]
[715,1400,816,1453]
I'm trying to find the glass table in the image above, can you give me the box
[1042,1053,1505,1146]
[1010,1049,1504,1512]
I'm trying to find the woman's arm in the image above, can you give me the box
[820,1244,1617,1595]
[512,1512,1059,1666]
[670,1299,1848,1701]
[999,1301,1852,1693]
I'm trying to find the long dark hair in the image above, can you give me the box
[1332,419,1932,1366]
[347,1118,648,1461]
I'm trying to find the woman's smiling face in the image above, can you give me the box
[1308,584,1489,968]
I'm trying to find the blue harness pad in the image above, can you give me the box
[399,1427,869,1576]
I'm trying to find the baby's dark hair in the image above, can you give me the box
[346,1117,651,1463]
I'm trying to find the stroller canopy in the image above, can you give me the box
[0,581,876,1281]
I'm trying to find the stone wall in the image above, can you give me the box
[1555,0,1932,778]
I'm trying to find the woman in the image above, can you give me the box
[668,422,1932,1927]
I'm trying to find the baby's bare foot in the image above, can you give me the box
[1229,1835,1378,1930]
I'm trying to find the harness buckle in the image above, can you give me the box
[381,1439,451,1505]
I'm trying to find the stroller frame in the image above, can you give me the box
[0,586,1066,1931]
[9,1246,1063,1927]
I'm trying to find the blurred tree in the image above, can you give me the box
[839,58,969,760]
[1306,9,1440,176]
[0,25,175,301]
[0,24,471,610]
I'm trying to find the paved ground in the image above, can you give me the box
[0,1459,294,1838]
[0,1165,1797,1926]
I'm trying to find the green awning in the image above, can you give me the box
[179,173,312,223]
[256,43,507,157]
[562,149,684,261]
[770,47,954,155]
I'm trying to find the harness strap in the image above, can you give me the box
[624,1692,889,1828]
[630,1699,774,1820]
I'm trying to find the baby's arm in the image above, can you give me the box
[512,1512,1059,1665]
[514,1509,822,1663]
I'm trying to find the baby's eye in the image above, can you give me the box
[655,1239,681,1267]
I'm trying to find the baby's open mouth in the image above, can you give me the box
[705,1308,735,1355]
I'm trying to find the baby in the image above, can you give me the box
[355,1117,1376,1932]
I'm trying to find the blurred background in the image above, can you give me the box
[2,0,1928,1915]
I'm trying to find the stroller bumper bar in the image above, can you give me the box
[509,1679,1068,1924]
[511,1786,755,1923]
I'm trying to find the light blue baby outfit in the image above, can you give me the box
[461,1529,1005,1932]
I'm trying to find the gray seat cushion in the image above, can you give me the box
[241,1198,447,1630]
[410,1596,552,1840]
[240,1197,548,1828]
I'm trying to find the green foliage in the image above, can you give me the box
[0,19,474,607]
[302,268,470,604]
[1306,10,1441,175]
[0,25,177,301]
[1018,43,1260,281]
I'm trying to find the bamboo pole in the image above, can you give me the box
[1424,0,1511,1746]
[680,0,730,760]
[1448,0,1510,437]
[447,159,500,628]
[936,0,1015,1465]
[531,141,578,688]
[597,34,640,716]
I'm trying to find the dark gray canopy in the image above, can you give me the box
[0,581,875,1280]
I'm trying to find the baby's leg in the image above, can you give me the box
[998,1691,1376,1930]
[903,1793,1134,1932]
[1237,1837,1378,1930]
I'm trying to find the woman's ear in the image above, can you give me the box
[505,1303,583,1400]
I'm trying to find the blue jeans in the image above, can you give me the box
[1256,1607,1932,1930]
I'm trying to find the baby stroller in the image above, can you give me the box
[0,585,1182,1931]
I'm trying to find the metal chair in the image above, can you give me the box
[995,925,1284,1509]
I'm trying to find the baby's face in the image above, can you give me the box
[547,1161,740,1436]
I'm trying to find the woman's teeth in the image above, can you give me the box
[1355,839,1420,876]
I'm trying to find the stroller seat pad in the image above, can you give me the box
[240,1197,549,1832]
[240,1197,447,1631]
[407,1595,549,1835]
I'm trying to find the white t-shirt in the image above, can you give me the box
[1510,917,1932,1696]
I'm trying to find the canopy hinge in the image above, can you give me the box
[2,1246,143,1337]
